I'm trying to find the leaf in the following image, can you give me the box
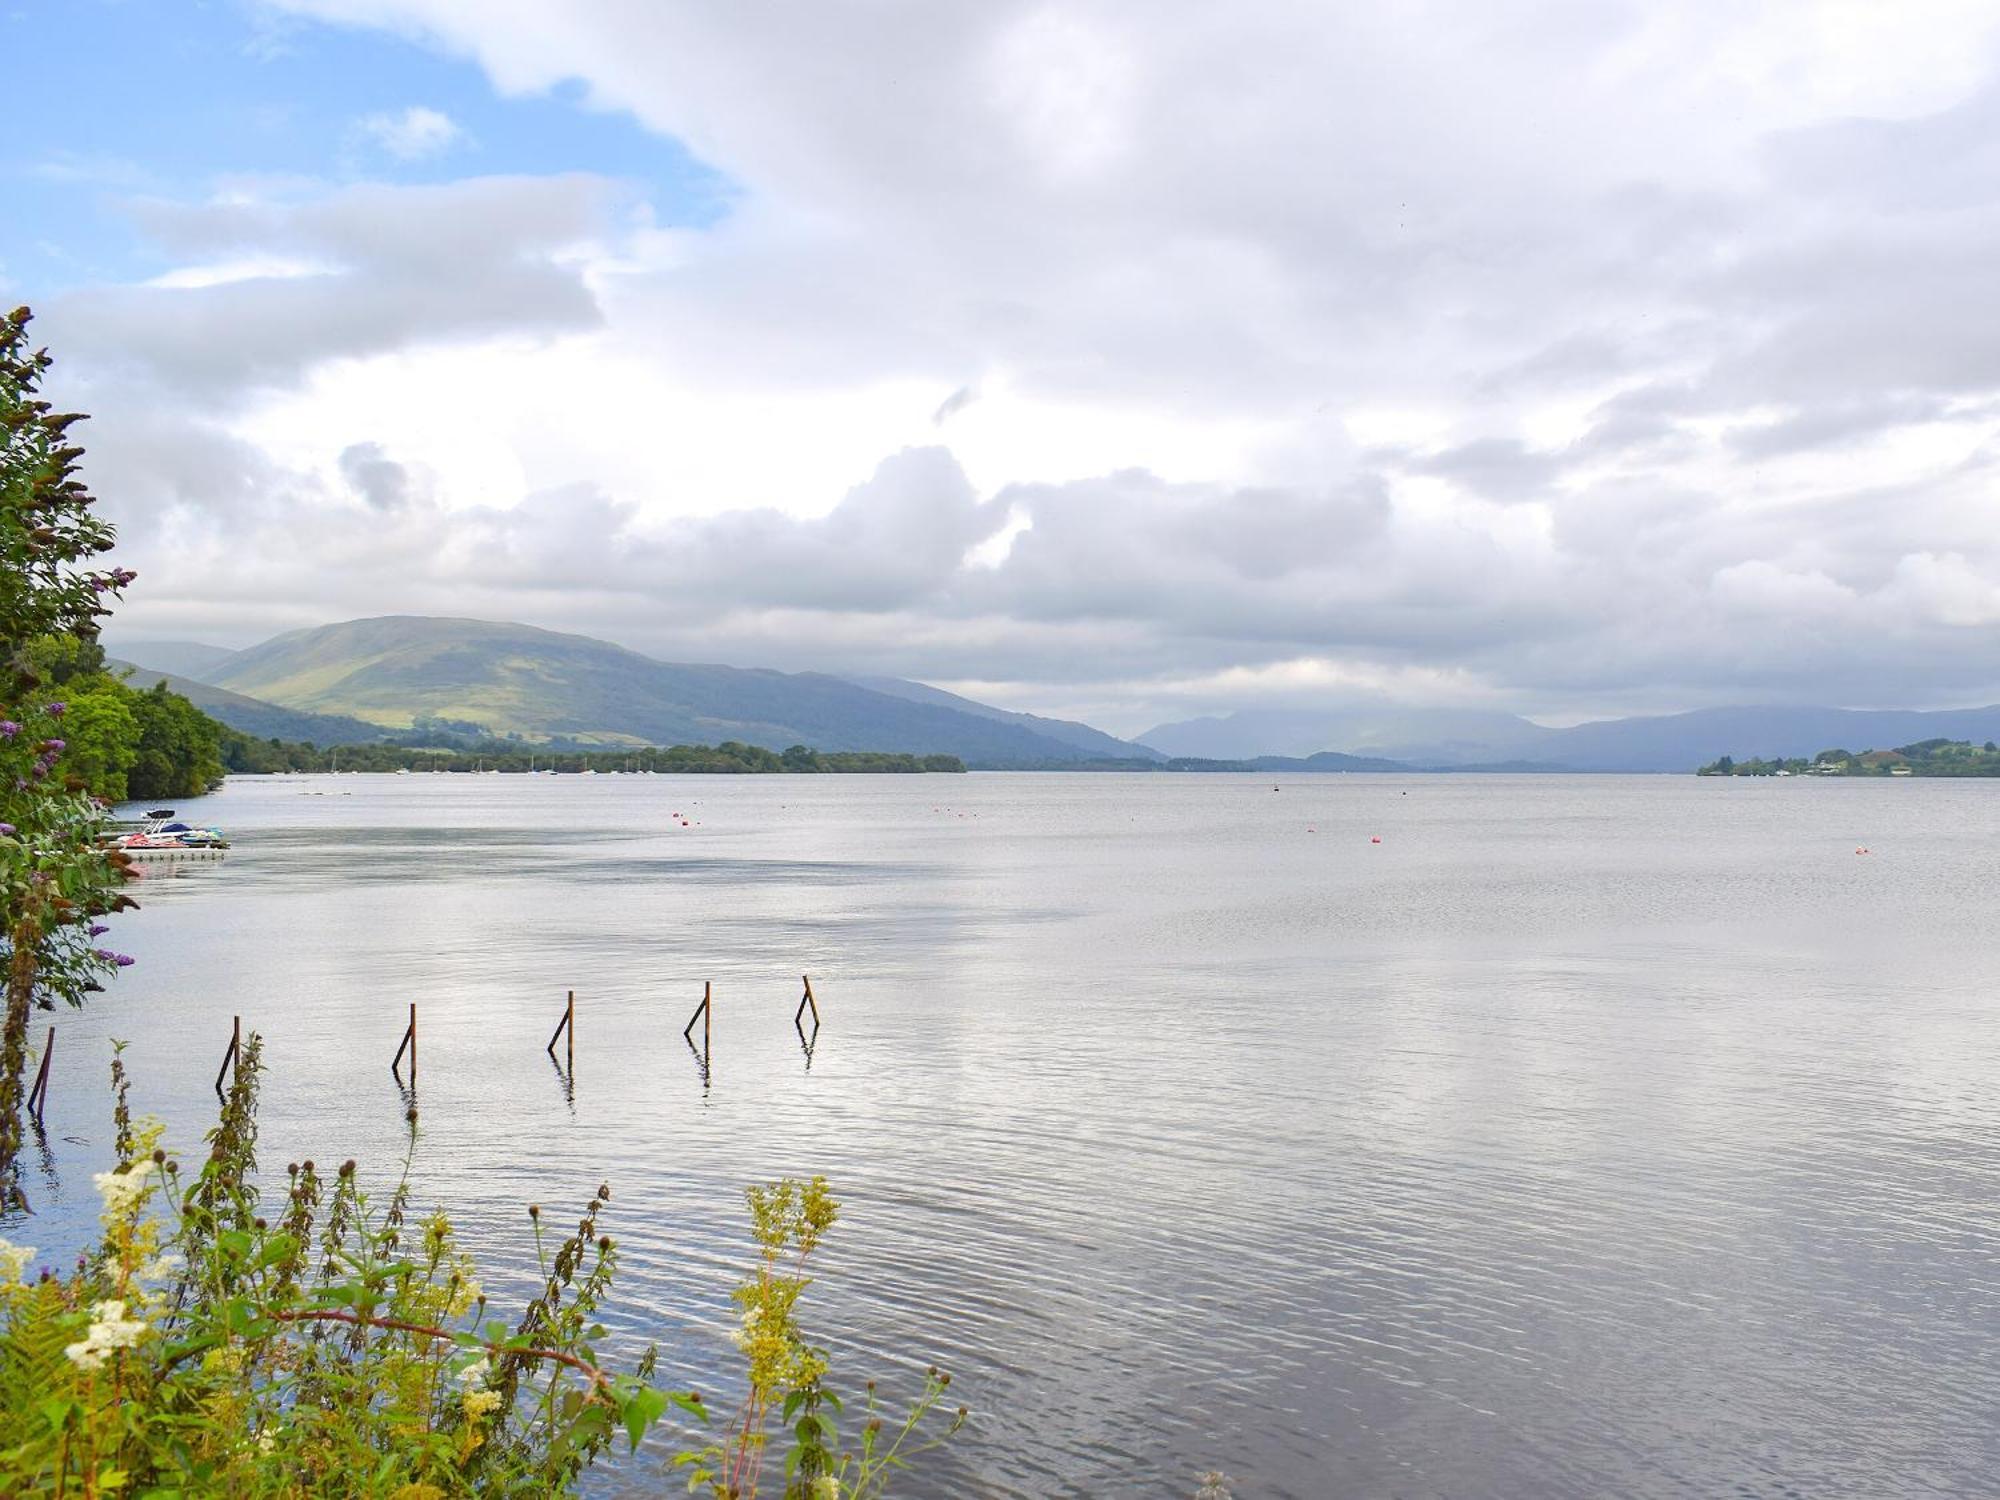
[622,1385,668,1452]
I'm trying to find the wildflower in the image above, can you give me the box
[446,1273,482,1318]
[92,1159,153,1218]
[0,823,14,836]
[458,1356,503,1419]
[45,702,64,717]
[137,1251,183,1283]
[0,721,17,739]
[257,1432,276,1455]
[463,1387,503,1419]
[0,1237,33,1285]
[812,1477,839,1500]
[89,923,107,935]
[64,1298,150,1370]
[728,1304,761,1351]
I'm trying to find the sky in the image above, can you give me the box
[11,0,2000,735]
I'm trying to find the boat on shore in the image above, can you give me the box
[106,810,230,858]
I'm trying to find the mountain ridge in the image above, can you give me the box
[196,615,1151,765]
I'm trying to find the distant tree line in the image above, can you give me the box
[219,735,964,776]
[1697,738,2000,776]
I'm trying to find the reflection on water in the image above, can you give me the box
[9,772,2000,1497]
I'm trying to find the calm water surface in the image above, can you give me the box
[10,772,2000,1497]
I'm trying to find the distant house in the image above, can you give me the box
[1890,765,1914,776]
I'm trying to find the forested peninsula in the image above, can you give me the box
[1697,739,2000,776]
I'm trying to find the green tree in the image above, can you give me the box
[128,679,224,799]
[0,306,136,1198]
[781,743,822,772]
[56,675,139,801]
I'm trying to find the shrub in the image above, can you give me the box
[0,1042,960,1496]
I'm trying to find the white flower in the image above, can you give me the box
[137,1251,182,1283]
[63,1297,151,1371]
[0,1237,33,1286]
[456,1355,491,1387]
[812,1477,840,1500]
[256,1432,276,1455]
[728,1305,760,1352]
[91,1160,153,1219]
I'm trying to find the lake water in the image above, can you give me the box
[9,772,2000,1497]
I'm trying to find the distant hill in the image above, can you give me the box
[1140,706,1547,763]
[104,639,240,681]
[108,661,387,745]
[1141,701,2000,772]
[846,675,1162,761]
[200,616,1147,765]
[1534,705,2000,773]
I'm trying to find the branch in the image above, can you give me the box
[268,1308,615,1397]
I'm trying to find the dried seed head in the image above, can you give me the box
[527,1204,540,1220]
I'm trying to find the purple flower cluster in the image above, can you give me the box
[44,702,64,718]
[0,721,18,740]
[93,949,135,968]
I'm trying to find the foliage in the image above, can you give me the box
[1696,739,2000,776]
[0,1041,704,1494]
[0,1049,959,1496]
[217,733,966,776]
[125,679,225,798]
[0,307,136,1199]
[676,1176,965,1498]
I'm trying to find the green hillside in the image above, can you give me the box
[203,616,1144,764]
[108,660,388,745]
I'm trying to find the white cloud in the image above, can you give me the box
[31,1,2000,728]
[356,104,464,160]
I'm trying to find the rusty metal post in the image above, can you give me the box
[214,1015,240,1097]
[547,990,575,1067]
[27,1026,53,1118]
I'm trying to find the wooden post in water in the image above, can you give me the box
[682,981,711,1058]
[546,990,575,1070]
[795,974,821,1030]
[392,1003,417,1085]
[27,1026,53,1119]
[214,1015,240,1098]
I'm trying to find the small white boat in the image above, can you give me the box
[109,811,229,856]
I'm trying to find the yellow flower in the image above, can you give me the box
[462,1387,503,1420]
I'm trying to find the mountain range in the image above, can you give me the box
[103,615,2000,772]
[1138,704,2000,772]
[110,616,1157,767]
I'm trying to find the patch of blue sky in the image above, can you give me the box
[4,0,733,295]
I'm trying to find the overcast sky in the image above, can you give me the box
[12,1,2000,734]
